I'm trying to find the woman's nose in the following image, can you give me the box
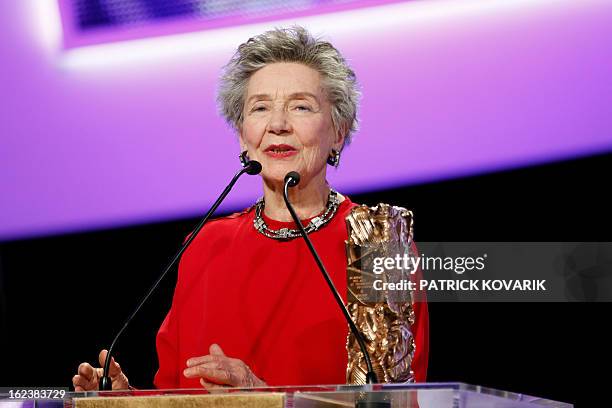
[267,108,292,135]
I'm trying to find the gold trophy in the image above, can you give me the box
[345,204,417,384]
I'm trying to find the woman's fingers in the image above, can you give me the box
[209,343,226,356]
[184,359,258,387]
[184,345,266,388]
[98,350,123,377]
[72,376,89,392]
[98,349,119,373]
[184,364,235,385]
[200,378,228,389]
[73,350,129,392]
[186,344,229,367]
[109,360,122,377]
[77,362,97,382]
[73,363,99,391]
[200,379,231,395]
[186,354,218,368]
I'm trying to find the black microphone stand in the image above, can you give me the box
[282,172,391,408]
[99,161,262,391]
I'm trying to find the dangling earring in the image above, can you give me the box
[239,150,250,167]
[327,149,341,167]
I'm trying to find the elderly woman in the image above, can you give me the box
[73,26,428,390]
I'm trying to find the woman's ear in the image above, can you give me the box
[238,129,248,152]
[237,130,251,167]
[333,124,347,152]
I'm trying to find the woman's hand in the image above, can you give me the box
[183,344,266,388]
[72,349,130,391]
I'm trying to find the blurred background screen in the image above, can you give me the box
[1,0,611,241]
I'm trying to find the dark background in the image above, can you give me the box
[1,152,610,407]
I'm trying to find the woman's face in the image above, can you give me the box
[239,62,343,187]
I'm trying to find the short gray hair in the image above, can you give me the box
[217,26,360,145]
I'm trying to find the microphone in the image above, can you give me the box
[99,160,262,391]
[282,171,379,385]
[244,160,262,176]
[285,171,300,187]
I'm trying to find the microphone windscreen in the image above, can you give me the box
[245,160,262,175]
[284,171,301,187]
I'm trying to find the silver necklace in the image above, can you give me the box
[253,189,340,240]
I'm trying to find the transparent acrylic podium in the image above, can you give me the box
[0,383,573,407]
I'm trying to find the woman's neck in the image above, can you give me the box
[261,172,331,222]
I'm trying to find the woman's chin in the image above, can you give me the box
[261,162,300,181]
[262,170,291,185]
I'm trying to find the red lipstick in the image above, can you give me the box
[264,144,298,159]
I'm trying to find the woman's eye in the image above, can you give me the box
[295,105,312,112]
[252,106,267,112]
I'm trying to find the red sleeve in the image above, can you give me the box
[410,241,429,383]
[411,293,429,382]
[153,304,179,389]
[153,236,191,389]
[154,231,198,389]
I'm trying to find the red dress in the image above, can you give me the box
[154,197,429,388]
